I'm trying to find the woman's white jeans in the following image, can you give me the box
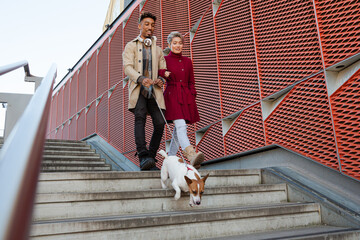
[168,119,191,156]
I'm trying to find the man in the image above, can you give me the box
[123,12,168,170]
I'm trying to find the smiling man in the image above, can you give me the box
[123,12,169,171]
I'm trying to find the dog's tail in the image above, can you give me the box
[158,150,168,158]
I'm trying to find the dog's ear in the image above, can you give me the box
[202,173,209,183]
[184,176,193,185]
[194,173,201,180]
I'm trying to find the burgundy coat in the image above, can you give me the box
[159,51,200,124]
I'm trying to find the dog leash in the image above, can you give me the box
[151,91,189,169]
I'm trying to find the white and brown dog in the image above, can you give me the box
[159,150,209,207]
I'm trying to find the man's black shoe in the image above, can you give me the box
[140,156,156,171]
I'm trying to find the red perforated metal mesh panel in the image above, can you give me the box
[56,90,63,127]
[69,73,78,117]
[252,0,323,98]
[265,73,339,170]
[69,118,77,140]
[124,82,136,152]
[224,104,265,155]
[62,123,69,140]
[109,27,123,88]
[63,81,70,122]
[96,96,109,141]
[77,110,86,140]
[191,8,221,129]
[124,6,139,45]
[142,0,162,48]
[78,64,87,110]
[86,102,96,137]
[189,0,211,28]
[162,0,191,57]
[197,122,224,162]
[331,69,360,179]
[315,0,360,68]
[215,0,260,116]
[124,151,138,166]
[55,128,61,139]
[98,39,109,96]
[49,96,57,132]
[109,85,124,152]
[87,52,97,105]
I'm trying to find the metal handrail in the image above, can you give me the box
[0,64,57,240]
[0,60,32,77]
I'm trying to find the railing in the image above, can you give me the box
[0,60,32,77]
[0,63,57,240]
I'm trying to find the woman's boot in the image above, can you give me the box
[183,145,204,169]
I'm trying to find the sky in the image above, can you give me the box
[0,0,111,136]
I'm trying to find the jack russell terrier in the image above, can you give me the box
[159,150,209,207]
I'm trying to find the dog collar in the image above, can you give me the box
[187,167,193,171]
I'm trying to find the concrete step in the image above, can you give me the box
[41,164,111,172]
[44,142,87,148]
[33,183,287,221]
[208,225,360,239]
[37,169,261,193]
[42,155,102,161]
[43,150,97,156]
[45,139,85,143]
[44,145,92,152]
[30,203,321,239]
[42,159,106,165]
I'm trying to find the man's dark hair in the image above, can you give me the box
[139,12,156,23]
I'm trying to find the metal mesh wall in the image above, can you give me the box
[331,69,360,179]
[47,0,360,181]
[191,7,221,129]
[215,0,260,117]
[265,73,339,170]
[315,0,360,68]
[224,104,265,156]
[252,0,323,98]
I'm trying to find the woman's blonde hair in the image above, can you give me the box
[167,31,184,45]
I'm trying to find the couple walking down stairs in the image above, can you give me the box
[21,139,360,239]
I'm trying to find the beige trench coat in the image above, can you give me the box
[123,36,167,110]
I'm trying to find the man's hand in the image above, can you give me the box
[154,78,164,88]
[142,78,154,88]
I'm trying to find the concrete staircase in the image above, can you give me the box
[30,169,360,239]
[41,139,111,172]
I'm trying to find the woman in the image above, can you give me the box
[159,31,204,168]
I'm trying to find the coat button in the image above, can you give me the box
[139,60,141,63]
[180,80,182,82]
[139,49,142,52]
[179,60,182,62]
[182,69,184,71]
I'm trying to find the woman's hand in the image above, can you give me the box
[164,71,171,78]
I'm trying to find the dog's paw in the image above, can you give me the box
[189,202,194,207]
[161,182,167,189]
[174,193,181,200]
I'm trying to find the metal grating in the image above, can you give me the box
[96,96,109,141]
[142,0,162,48]
[69,72,78,117]
[97,39,109,96]
[215,0,260,116]
[63,81,70,122]
[124,6,139,46]
[109,27,123,88]
[224,104,265,156]
[69,117,77,140]
[252,0,323,98]
[189,0,211,28]
[191,8,221,129]
[56,89,63,127]
[197,122,224,162]
[87,52,97,105]
[77,110,86,140]
[86,102,96,137]
[49,96,57,131]
[162,0,191,57]
[265,73,339,170]
[124,82,136,152]
[315,0,360,68]
[62,123,69,140]
[330,69,360,179]
[78,63,87,111]
[109,85,124,153]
